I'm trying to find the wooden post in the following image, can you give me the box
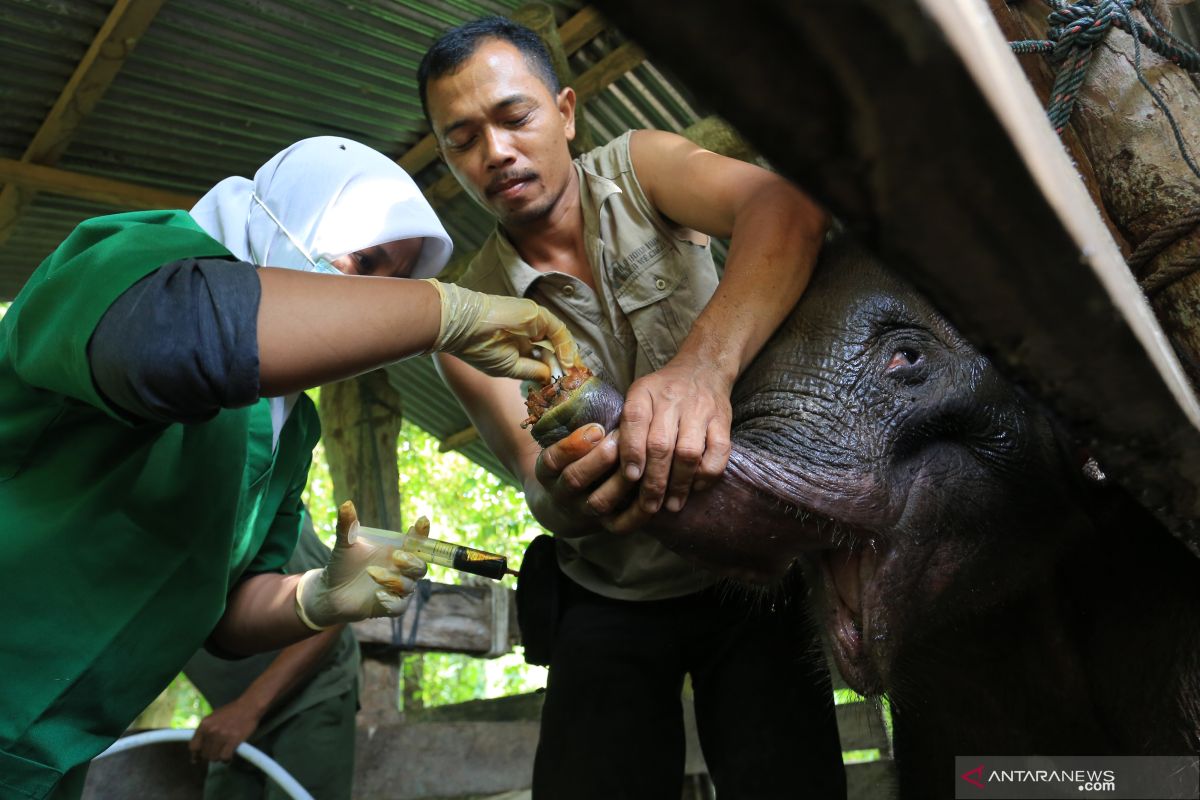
[358,655,402,731]
[513,2,598,155]
[989,0,1200,388]
[318,369,407,726]
[319,369,404,530]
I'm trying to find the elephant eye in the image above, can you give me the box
[886,347,922,372]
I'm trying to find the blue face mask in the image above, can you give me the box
[308,257,342,275]
[251,191,345,275]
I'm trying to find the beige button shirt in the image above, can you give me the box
[457,131,721,601]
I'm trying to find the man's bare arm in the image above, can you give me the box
[621,129,829,515]
[189,627,341,763]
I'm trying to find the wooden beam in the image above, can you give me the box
[439,424,481,453]
[421,41,646,209]
[422,170,465,208]
[353,581,519,656]
[569,40,644,104]
[0,158,198,211]
[395,6,610,178]
[558,5,607,52]
[354,721,539,799]
[396,135,440,175]
[0,0,167,243]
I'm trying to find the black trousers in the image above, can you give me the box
[531,574,847,799]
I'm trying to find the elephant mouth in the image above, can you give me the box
[816,539,893,696]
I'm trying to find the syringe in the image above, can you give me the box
[356,519,514,581]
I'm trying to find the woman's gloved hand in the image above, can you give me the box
[424,278,579,384]
[295,501,428,630]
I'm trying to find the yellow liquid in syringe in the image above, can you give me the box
[356,522,511,580]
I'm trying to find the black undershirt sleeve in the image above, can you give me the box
[87,257,262,424]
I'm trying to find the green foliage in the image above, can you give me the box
[842,748,882,765]
[833,687,865,705]
[169,673,212,729]
[834,689,890,763]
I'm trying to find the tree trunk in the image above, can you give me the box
[990,0,1200,386]
[318,369,404,530]
[319,369,406,727]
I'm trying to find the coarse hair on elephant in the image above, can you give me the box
[530,236,1200,799]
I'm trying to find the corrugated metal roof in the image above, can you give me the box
[0,0,720,479]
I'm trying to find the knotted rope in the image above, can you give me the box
[1131,209,1200,295]
[1010,0,1200,137]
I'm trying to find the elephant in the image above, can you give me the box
[529,236,1200,798]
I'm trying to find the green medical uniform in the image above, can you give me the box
[0,211,320,800]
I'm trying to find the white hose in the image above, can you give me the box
[93,728,314,800]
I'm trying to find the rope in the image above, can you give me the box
[1127,208,1200,274]
[1140,251,1200,295]
[394,579,474,649]
[1136,209,1200,294]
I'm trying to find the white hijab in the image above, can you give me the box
[190,136,453,446]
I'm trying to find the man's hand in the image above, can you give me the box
[618,354,734,515]
[189,700,262,764]
[295,501,427,630]
[533,423,654,534]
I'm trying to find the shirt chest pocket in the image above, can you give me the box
[610,242,714,372]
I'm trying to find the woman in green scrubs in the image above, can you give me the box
[0,137,577,799]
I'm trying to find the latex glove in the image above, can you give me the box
[424,278,579,383]
[189,701,261,764]
[295,501,427,630]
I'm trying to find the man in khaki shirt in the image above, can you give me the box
[420,17,846,799]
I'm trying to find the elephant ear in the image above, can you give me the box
[525,374,625,448]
